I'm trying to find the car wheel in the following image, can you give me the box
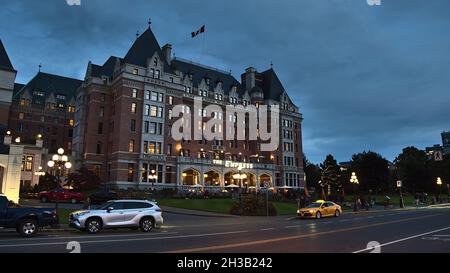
[41,197,47,203]
[316,211,322,219]
[335,210,341,217]
[140,217,155,232]
[85,218,102,234]
[18,219,38,237]
[71,198,77,204]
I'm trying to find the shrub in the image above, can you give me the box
[229,194,277,216]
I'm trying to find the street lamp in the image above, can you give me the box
[233,167,247,215]
[350,172,359,211]
[148,170,158,199]
[34,166,46,177]
[397,180,404,208]
[46,148,72,226]
[437,177,443,203]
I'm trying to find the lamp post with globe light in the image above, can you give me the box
[148,169,158,200]
[437,177,443,203]
[47,148,72,225]
[350,172,359,211]
[233,166,247,215]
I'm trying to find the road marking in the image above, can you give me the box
[0,231,179,243]
[164,214,441,253]
[0,230,249,249]
[260,228,275,231]
[285,217,297,221]
[431,234,450,237]
[353,226,450,253]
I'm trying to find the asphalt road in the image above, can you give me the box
[0,206,449,253]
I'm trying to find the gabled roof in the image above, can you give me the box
[13,72,82,104]
[171,58,242,95]
[13,83,25,96]
[258,68,286,101]
[91,56,121,78]
[123,28,172,73]
[0,39,15,71]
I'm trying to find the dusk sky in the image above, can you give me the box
[1,0,449,164]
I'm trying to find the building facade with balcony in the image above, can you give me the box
[73,25,305,191]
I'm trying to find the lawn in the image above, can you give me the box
[157,198,298,215]
[58,208,75,225]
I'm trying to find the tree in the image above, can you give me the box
[320,155,342,200]
[304,158,321,190]
[37,173,59,191]
[350,151,389,192]
[395,147,428,193]
[67,166,102,191]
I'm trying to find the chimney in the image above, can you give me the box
[162,44,172,66]
[245,67,256,90]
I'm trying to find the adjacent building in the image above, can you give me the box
[426,131,450,160]
[73,26,305,190]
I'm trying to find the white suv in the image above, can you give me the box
[69,200,163,234]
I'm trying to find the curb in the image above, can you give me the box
[163,209,238,218]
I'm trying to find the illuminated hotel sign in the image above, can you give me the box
[213,160,254,169]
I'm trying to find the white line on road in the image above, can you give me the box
[0,230,250,249]
[260,228,275,231]
[352,226,450,253]
[0,231,179,243]
[431,234,450,237]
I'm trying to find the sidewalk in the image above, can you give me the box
[160,206,238,218]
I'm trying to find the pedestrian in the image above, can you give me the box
[83,197,91,210]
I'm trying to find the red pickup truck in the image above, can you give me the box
[39,189,84,204]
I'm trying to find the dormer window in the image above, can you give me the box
[188,73,193,80]
[133,69,139,75]
[153,57,158,66]
[56,94,66,100]
[205,78,210,85]
[155,70,160,79]
[200,90,208,97]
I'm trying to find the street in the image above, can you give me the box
[0,206,449,253]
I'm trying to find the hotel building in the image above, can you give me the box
[73,25,305,191]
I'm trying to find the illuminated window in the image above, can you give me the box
[18,112,24,120]
[68,105,75,113]
[168,96,173,105]
[129,139,135,152]
[132,89,138,98]
[69,119,74,127]
[133,69,139,75]
[131,102,137,114]
[128,163,134,182]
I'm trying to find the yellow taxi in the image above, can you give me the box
[297,200,342,219]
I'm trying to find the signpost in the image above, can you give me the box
[264,182,270,217]
[397,180,404,209]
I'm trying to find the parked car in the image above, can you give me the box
[0,194,58,237]
[69,200,163,234]
[89,190,118,205]
[39,188,84,204]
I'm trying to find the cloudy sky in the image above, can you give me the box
[1,0,449,163]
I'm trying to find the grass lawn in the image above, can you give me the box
[58,208,75,225]
[157,198,298,215]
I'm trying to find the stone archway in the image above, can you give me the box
[204,169,220,187]
[181,168,200,185]
[259,173,273,188]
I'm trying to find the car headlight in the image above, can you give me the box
[309,210,314,213]
[75,212,89,217]
[297,210,300,214]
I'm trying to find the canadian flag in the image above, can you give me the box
[191,25,205,38]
